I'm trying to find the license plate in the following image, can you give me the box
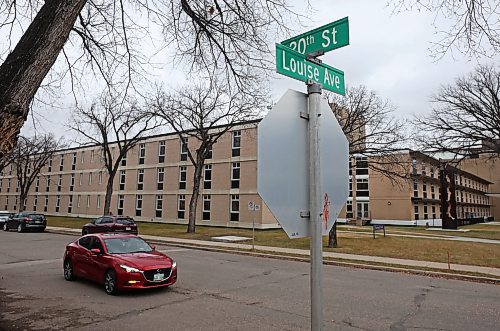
[35,221,42,224]
[153,273,164,281]
[126,227,131,231]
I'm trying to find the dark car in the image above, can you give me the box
[82,216,138,235]
[63,233,177,295]
[0,211,14,227]
[3,212,47,232]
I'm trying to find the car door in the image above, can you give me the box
[72,236,93,278]
[9,213,20,229]
[87,237,108,283]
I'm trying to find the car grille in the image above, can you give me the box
[143,268,171,282]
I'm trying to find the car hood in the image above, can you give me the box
[112,251,173,268]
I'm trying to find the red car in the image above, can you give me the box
[81,216,138,235]
[63,233,177,295]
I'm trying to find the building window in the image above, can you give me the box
[432,205,436,219]
[232,131,241,157]
[121,152,127,166]
[47,158,52,172]
[4,196,9,210]
[77,195,81,208]
[88,172,93,185]
[57,175,62,192]
[355,156,368,175]
[414,205,419,220]
[423,203,428,219]
[59,154,64,171]
[204,165,212,189]
[6,178,10,192]
[91,150,95,163]
[79,173,83,186]
[355,178,369,197]
[346,200,353,218]
[137,169,144,190]
[430,165,434,178]
[413,178,418,198]
[33,196,38,211]
[158,141,166,163]
[412,158,417,174]
[70,174,75,192]
[81,151,85,164]
[155,195,163,218]
[55,195,60,213]
[203,195,211,221]
[206,145,212,159]
[179,166,187,190]
[431,185,435,199]
[117,195,124,215]
[86,195,91,208]
[135,194,142,216]
[119,170,126,190]
[44,196,48,212]
[231,162,240,189]
[45,176,51,192]
[422,182,427,199]
[356,201,369,219]
[138,143,146,165]
[72,152,77,170]
[23,197,27,210]
[68,195,73,213]
[180,137,188,161]
[178,195,186,219]
[15,180,19,192]
[230,194,239,222]
[35,176,40,192]
[14,196,18,210]
[421,160,426,176]
[157,167,165,190]
[349,158,352,176]
[349,178,352,197]
[98,171,103,185]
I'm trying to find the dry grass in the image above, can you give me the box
[47,216,500,269]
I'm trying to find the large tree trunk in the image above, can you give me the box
[187,156,204,233]
[328,222,338,248]
[103,174,115,216]
[0,0,87,159]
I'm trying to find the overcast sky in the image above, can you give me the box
[20,0,499,139]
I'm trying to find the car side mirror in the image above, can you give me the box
[151,245,156,251]
[90,248,102,255]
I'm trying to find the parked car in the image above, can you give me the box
[0,211,13,227]
[3,212,46,232]
[82,216,138,235]
[63,233,177,295]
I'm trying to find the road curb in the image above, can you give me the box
[46,228,500,285]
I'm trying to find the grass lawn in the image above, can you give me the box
[47,216,500,269]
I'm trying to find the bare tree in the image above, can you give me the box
[69,91,161,215]
[325,85,409,247]
[150,78,264,233]
[7,134,60,212]
[413,64,500,159]
[391,0,500,58]
[0,0,299,159]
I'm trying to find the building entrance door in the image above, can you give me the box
[356,202,369,219]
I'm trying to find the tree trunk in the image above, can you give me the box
[328,222,338,248]
[103,174,115,216]
[0,0,87,158]
[19,191,28,212]
[187,156,204,233]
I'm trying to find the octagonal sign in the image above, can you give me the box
[258,89,349,238]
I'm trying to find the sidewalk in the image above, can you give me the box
[47,226,500,280]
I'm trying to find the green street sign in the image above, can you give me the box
[276,43,345,95]
[281,17,349,55]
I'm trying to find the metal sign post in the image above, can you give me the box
[308,81,323,331]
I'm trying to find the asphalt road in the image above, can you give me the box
[1,231,499,331]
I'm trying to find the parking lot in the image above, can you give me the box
[1,230,500,330]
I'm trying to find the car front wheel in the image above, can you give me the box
[17,223,24,233]
[64,259,76,281]
[104,270,118,295]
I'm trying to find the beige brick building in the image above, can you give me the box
[0,121,495,228]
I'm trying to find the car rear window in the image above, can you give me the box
[116,218,135,225]
[28,214,45,220]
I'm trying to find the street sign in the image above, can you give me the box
[258,89,349,238]
[281,17,349,55]
[276,44,345,95]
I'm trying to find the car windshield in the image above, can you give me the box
[28,214,44,220]
[103,237,152,254]
[116,218,135,225]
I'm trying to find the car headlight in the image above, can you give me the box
[172,261,177,268]
[120,264,141,273]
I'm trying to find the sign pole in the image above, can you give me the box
[308,81,323,330]
[252,205,255,250]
